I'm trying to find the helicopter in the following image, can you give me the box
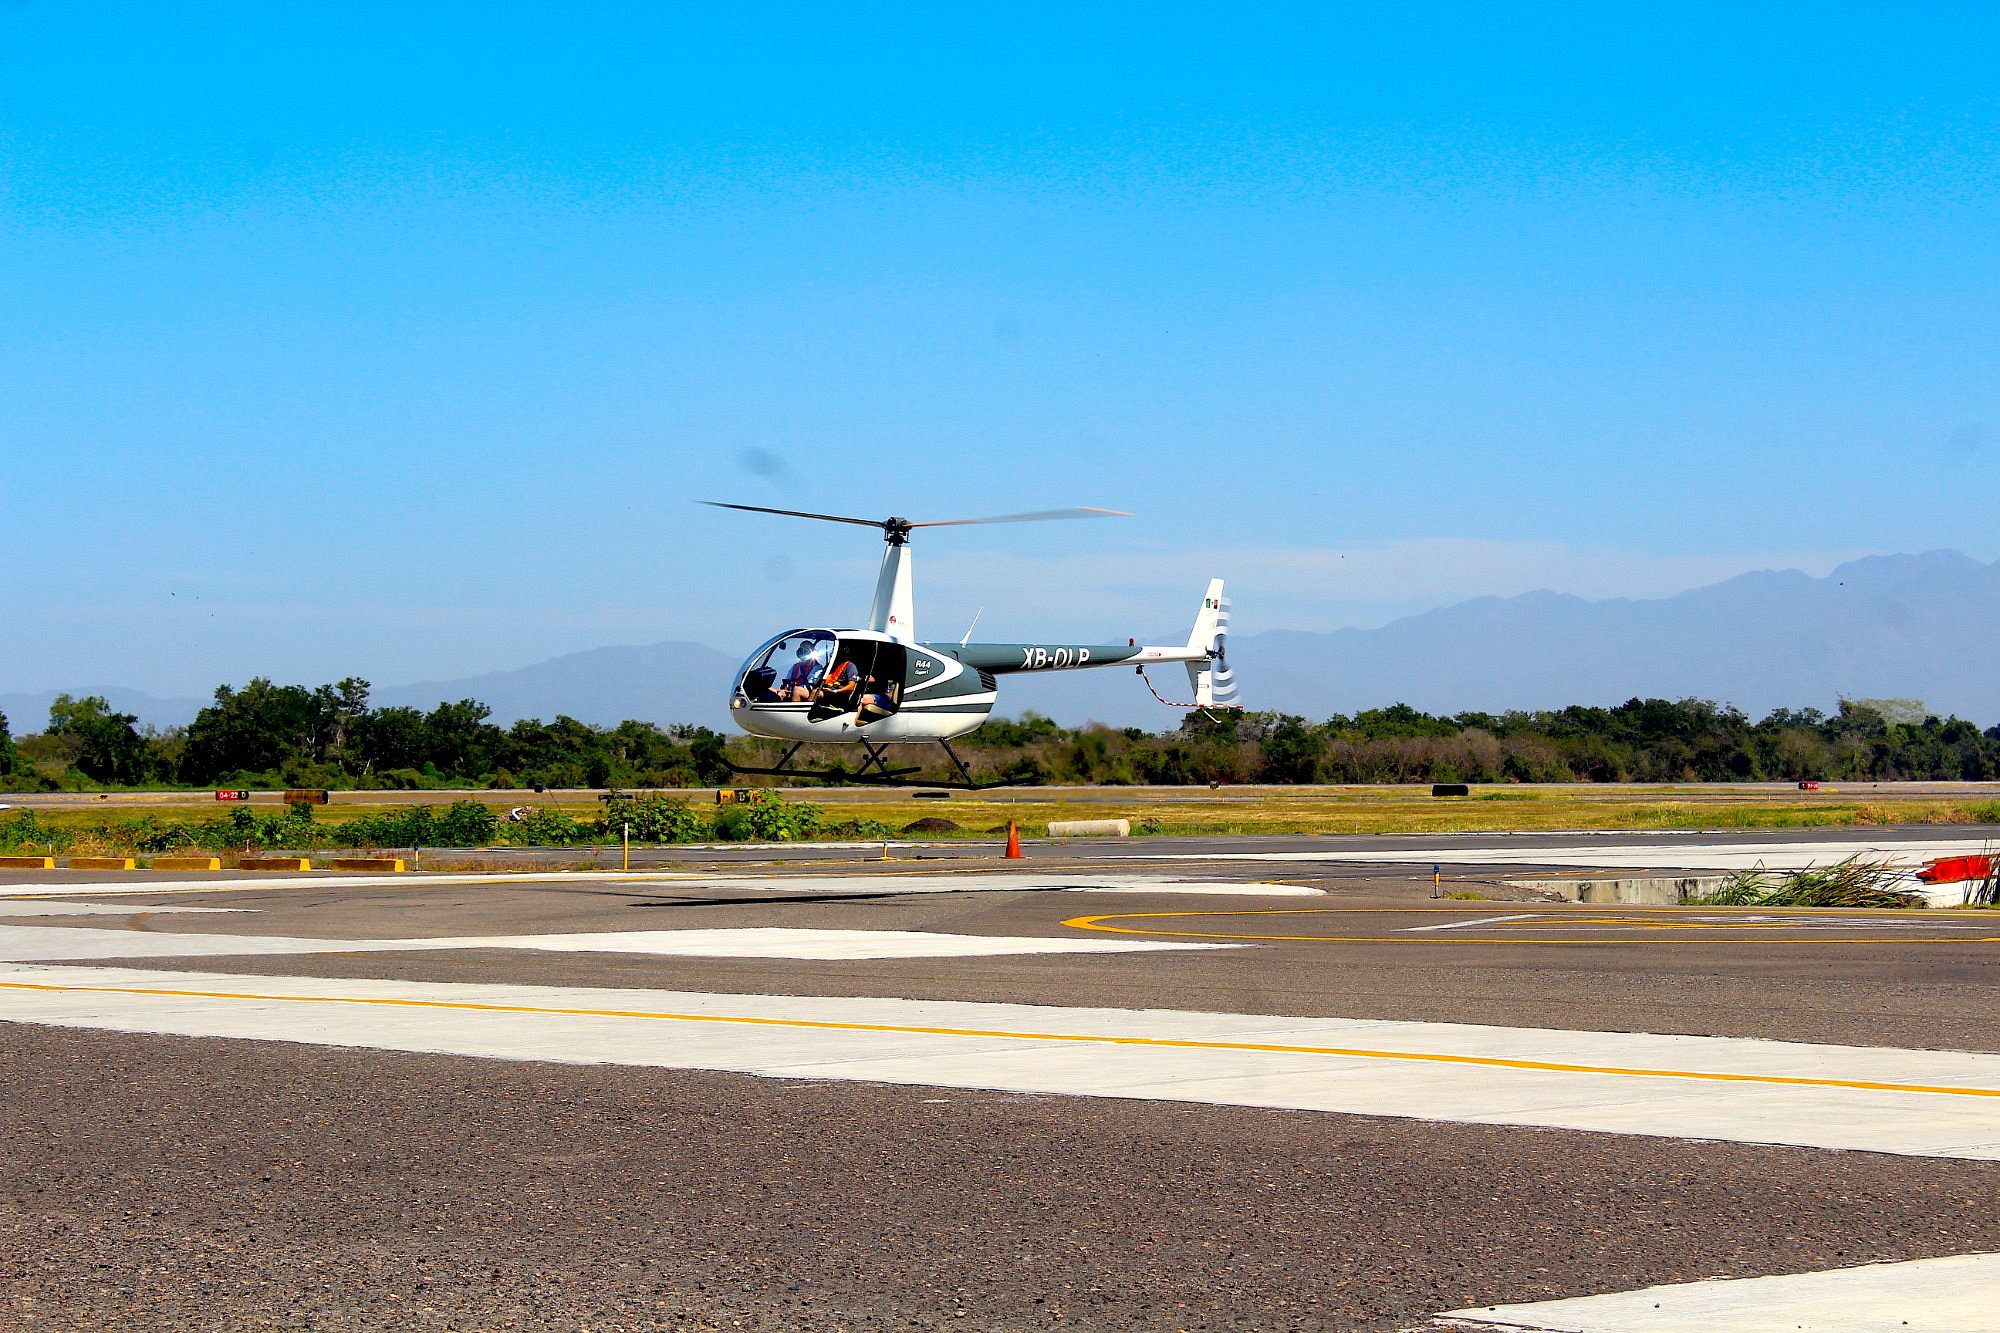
[710,502,1237,788]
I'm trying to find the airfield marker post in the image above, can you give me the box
[622,823,630,872]
[1433,864,1441,899]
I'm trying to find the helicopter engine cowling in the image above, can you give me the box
[730,628,997,743]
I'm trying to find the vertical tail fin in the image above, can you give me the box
[1184,578,1238,707]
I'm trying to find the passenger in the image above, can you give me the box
[814,656,861,710]
[779,639,829,701]
[858,678,899,722]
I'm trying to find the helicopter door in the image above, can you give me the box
[807,639,906,724]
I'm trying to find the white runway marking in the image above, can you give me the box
[5,966,1997,1160]
[0,925,1234,962]
[419,929,1236,959]
[1135,837,1991,872]
[0,872,1323,899]
[1058,881,1324,896]
[1403,914,1538,933]
[1438,1251,2000,1331]
[0,872,702,896]
[661,873,1323,897]
[0,902,249,918]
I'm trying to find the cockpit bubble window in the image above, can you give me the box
[737,630,835,703]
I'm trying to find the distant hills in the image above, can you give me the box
[1006,550,2000,727]
[0,644,743,734]
[373,641,742,731]
[8,551,1999,733]
[0,687,208,735]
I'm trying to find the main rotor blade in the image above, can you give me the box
[702,501,888,529]
[908,506,1132,528]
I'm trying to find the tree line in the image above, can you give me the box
[0,680,729,791]
[3,680,1998,791]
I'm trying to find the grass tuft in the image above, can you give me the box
[1965,846,2000,909]
[1684,855,1926,909]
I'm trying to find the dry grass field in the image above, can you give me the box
[11,783,2000,841]
[760,786,2000,837]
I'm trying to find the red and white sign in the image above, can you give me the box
[1917,855,1993,885]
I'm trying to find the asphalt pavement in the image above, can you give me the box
[2,829,1997,1330]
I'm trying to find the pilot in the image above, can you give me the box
[779,638,829,701]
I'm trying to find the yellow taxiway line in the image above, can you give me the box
[3,976,1997,1101]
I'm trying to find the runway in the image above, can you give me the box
[2,828,1997,1329]
[8,964,1999,1159]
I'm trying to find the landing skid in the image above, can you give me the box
[723,739,1034,791]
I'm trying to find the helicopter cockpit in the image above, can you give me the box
[737,629,836,704]
[734,629,905,727]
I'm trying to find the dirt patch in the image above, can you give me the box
[899,816,963,835]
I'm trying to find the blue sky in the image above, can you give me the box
[4,3,1996,695]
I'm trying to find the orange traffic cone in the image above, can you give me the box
[1004,821,1023,859]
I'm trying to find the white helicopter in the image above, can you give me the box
[711,502,1237,788]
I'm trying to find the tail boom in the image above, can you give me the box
[935,577,1237,708]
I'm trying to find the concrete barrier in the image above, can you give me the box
[150,856,223,872]
[329,857,406,873]
[0,855,56,870]
[235,857,313,872]
[1047,819,1132,838]
[1506,875,1728,905]
[65,856,136,871]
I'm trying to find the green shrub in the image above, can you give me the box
[712,806,749,840]
[151,805,336,852]
[598,791,708,843]
[505,807,591,845]
[340,807,431,848]
[747,792,821,840]
[0,811,68,853]
[435,801,498,846]
[339,801,497,849]
[710,790,822,842]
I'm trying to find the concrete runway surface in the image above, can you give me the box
[3,827,1998,1330]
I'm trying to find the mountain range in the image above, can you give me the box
[7,551,1998,733]
[1018,549,2000,728]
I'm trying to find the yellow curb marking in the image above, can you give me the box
[2,978,1997,1101]
[1062,907,2000,947]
